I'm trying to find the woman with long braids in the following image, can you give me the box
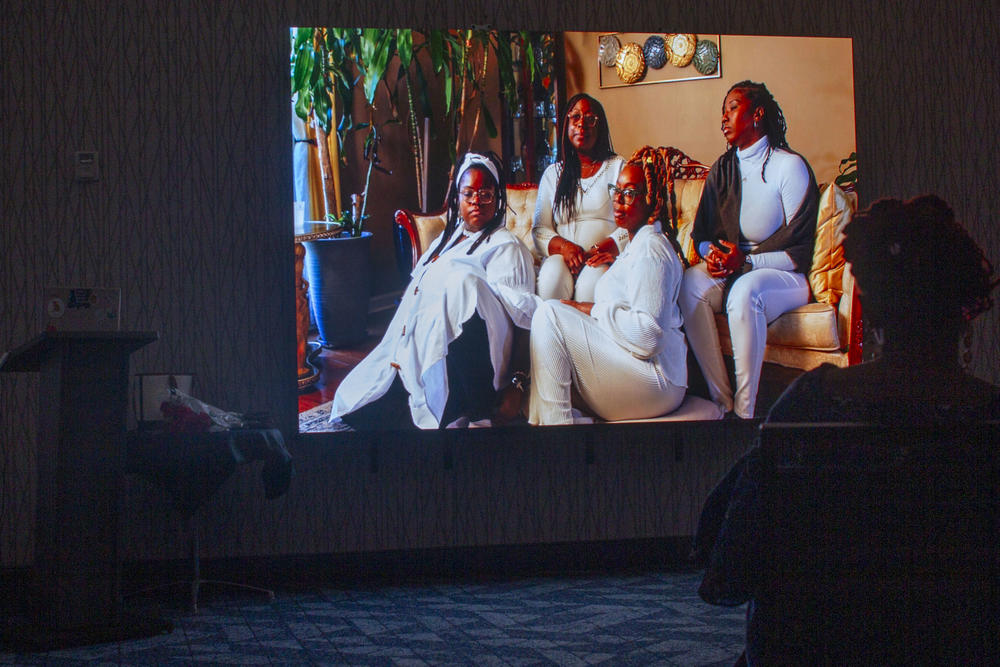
[528,146,687,424]
[532,93,628,301]
[679,80,819,419]
[330,152,536,430]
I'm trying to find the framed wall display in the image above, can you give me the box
[599,33,722,88]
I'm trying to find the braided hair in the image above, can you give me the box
[625,146,685,263]
[553,93,616,225]
[726,80,788,182]
[423,151,508,265]
[842,195,997,327]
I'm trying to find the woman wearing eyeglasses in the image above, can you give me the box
[528,146,688,425]
[679,81,819,419]
[532,93,627,302]
[330,152,536,430]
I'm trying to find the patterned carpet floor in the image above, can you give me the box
[299,401,340,433]
[1,571,745,665]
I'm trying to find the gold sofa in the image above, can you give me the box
[394,148,861,372]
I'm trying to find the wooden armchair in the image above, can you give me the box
[393,183,541,282]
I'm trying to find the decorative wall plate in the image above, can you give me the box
[642,35,667,69]
[665,33,697,67]
[598,33,722,88]
[598,34,621,67]
[693,39,720,75]
[615,42,646,84]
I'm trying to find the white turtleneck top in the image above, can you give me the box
[699,135,811,271]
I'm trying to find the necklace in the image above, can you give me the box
[577,159,609,196]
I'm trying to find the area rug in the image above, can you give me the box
[298,401,347,433]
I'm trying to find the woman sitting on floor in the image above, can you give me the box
[528,146,688,425]
[329,152,536,430]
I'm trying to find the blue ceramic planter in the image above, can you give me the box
[303,231,373,348]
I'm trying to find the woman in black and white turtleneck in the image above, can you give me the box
[679,80,819,419]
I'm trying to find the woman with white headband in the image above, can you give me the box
[330,152,536,430]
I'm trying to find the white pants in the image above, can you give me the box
[528,300,685,425]
[679,262,809,418]
[537,256,607,301]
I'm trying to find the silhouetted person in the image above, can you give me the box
[695,195,999,665]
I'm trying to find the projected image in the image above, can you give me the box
[292,31,858,432]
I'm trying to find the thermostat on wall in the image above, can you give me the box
[74,151,99,182]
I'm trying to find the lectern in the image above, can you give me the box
[0,331,167,647]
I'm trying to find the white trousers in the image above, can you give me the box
[537,255,607,301]
[679,262,809,418]
[528,300,685,425]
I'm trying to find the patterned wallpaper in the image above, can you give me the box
[2,1,998,566]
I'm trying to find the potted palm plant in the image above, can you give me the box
[291,28,388,347]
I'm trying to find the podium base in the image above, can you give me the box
[1,613,172,652]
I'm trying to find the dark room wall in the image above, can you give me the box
[2,1,997,566]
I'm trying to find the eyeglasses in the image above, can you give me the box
[566,113,599,128]
[608,184,642,205]
[459,188,496,204]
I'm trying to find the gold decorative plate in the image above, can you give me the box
[615,42,646,84]
[665,33,697,67]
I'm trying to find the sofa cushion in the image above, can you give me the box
[716,301,841,353]
[613,394,724,422]
[809,183,856,305]
[505,184,540,262]
[673,178,707,266]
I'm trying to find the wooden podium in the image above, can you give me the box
[0,331,169,647]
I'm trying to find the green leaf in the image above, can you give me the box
[313,83,332,133]
[482,105,497,138]
[293,89,312,120]
[429,30,445,74]
[414,62,432,117]
[309,49,323,89]
[291,45,314,94]
[493,33,517,106]
[443,63,452,115]
[521,32,537,80]
[337,112,353,133]
[357,29,394,106]
[292,27,312,52]
[397,29,413,69]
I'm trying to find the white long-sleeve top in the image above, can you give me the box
[698,135,811,271]
[330,225,536,429]
[590,221,687,389]
[532,156,629,257]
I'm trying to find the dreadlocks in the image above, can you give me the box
[726,80,788,182]
[625,146,685,263]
